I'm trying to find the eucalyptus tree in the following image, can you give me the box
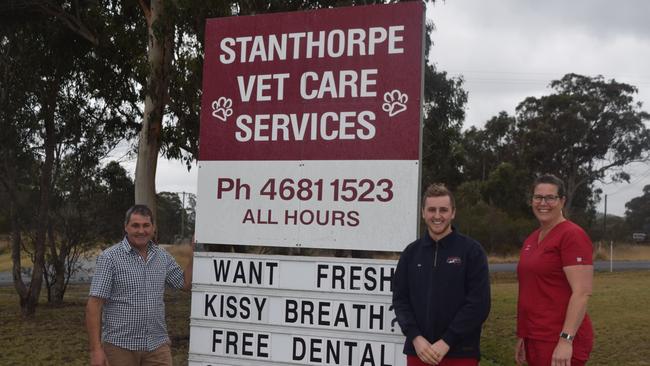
[0,1,139,314]
[625,185,650,233]
[513,73,650,216]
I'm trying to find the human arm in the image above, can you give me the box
[552,264,593,366]
[515,337,526,365]
[182,240,195,291]
[86,296,108,366]
[440,244,491,347]
[165,241,194,291]
[391,246,422,345]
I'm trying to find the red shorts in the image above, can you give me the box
[524,338,591,366]
[407,355,478,366]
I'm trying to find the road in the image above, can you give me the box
[490,260,650,272]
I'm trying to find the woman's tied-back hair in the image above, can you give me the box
[422,183,455,209]
[532,174,566,198]
[124,204,154,226]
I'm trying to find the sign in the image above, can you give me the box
[188,253,404,366]
[195,2,424,251]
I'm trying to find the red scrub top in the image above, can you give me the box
[517,220,594,357]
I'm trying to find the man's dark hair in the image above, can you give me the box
[124,204,154,225]
[532,174,566,198]
[422,183,455,209]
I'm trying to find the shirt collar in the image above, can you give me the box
[119,236,156,254]
[424,226,458,246]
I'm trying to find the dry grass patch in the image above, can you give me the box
[0,238,33,272]
[163,243,194,268]
[0,284,191,366]
[594,243,650,261]
[487,254,520,264]
[490,243,650,264]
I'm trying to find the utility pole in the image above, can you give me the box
[181,191,186,240]
[603,194,607,240]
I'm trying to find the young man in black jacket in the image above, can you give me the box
[392,183,491,366]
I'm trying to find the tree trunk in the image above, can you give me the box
[135,0,174,223]
[46,222,67,305]
[10,199,27,305]
[562,157,578,218]
[17,78,57,317]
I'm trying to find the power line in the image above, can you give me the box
[443,70,650,87]
[603,166,650,196]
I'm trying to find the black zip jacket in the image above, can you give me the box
[391,228,491,359]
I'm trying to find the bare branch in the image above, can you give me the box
[37,2,99,45]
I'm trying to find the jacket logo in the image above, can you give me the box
[446,257,461,265]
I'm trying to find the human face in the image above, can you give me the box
[124,213,155,250]
[422,195,455,241]
[531,183,565,226]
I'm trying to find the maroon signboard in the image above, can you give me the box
[199,2,423,161]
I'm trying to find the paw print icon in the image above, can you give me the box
[382,90,408,117]
[211,97,233,122]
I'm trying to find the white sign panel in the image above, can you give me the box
[196,160,418,251]
[193,253,395,294]
[188,253,406,366]
[189,324,405,366]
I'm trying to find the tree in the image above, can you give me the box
[157,191,196,244]
[456,74,650,248]
[420,18,468,189]
[480,162,530,217]
[0,1,138,315]
[134,0,231,220]
[513,73,650,216]
[156,192,186,244]
[453,180,536,254]
[625,185,650,233]
[96,161,137,242]
[0,20,65,316]
[461,112,517,182]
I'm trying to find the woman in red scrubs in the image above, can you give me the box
[516,174,594,366]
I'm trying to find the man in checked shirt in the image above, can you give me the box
[85,204,193,366]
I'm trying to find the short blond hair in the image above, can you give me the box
[422,183,455,209]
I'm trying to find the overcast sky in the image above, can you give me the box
[426,0,650,216]
[134,0,650,217]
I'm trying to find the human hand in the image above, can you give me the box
[429,339,450,365]
[90,348,109,366]
[412,336,435,365]
[515,337,527,365]
[551,340,573,366]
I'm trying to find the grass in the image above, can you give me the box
[593,242,650,261]
[481,271,650,366]
[0,285,191,366]
[1,270,649,365]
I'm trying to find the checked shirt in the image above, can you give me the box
[89,237,185,351]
